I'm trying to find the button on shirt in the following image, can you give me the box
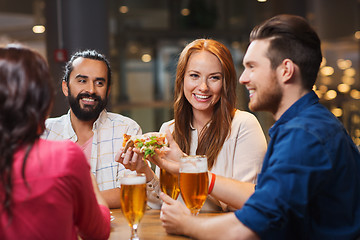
[42,110,142,191]
[235,91,360,239]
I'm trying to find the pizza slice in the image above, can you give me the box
[123,132,167,158]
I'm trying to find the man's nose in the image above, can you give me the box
[87,82,95,93]
[239,71,248,85]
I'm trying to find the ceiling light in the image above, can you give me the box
[32,25,45,34]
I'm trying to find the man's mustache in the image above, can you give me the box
[76,93,102,102]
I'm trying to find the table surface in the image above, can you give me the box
[109,208,223,240]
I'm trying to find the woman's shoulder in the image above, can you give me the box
[159,119,175,132]
[233,109,259,123]
[37,139,86,166]
[38,138,79,150]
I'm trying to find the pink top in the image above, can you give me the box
[79,136,93,163]
[0,139,110,240]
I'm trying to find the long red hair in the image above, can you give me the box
[173,39,237,169]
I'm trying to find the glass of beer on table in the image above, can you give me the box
[160,168,180,199]
[120,173,147,240]
[179,155,209,215]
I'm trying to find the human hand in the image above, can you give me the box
[146,128,184,175]
[160,192,191,235]
[115,146,149,173]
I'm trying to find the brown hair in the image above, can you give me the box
[0,45,54,217]
[250,14,322,90]
[173,39,237,169]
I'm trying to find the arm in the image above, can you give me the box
[210,113,266,211]
[91,173,108,208]
[147,128,255,209]
[100,188,121,209]
[208,173,255,210]
[67,142,110,240]
[160,193,259,240]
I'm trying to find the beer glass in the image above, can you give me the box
[120,173,147,240]
[179,155,209,215]
[160,168,180,199]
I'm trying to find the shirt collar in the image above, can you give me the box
[93,109,107,130]
[269,91,319,137]
[66,109,107,134]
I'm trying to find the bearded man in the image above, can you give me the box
[42,50,147,208]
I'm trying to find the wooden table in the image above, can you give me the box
[109,208,223,240]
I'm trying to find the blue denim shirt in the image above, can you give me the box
[235,91,360,239]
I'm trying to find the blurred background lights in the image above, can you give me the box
[337,83,350,93]
[320,66,334,76]
[257,0,267,2]
[350,89,360,99]
[325,90,337,100]
[331,108,343,117]
[336,59,352,70]
[355,129,360,137]
[344,68,356,77]
[119,6,129,14]
[231,41,241,49]
[319,85,328,93]
[181,8,190,16]
[355,31,360,40]
[352,114,360,124]
[141,54,152,63]
[342,76,355,85]
[32,25,45,33]
[320,76,332,85]
[129,44,138,54]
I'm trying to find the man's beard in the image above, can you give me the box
[249,74,282,114]
[67,89,107,121]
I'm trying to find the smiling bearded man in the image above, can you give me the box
[40,50,164,209]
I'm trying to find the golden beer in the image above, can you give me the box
[160,168,180,199]
[180,172,208,214]
[120,175,147,230]
[179,155,208,215]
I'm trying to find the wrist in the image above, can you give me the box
[142,166,155,182]
[208,172,216,195]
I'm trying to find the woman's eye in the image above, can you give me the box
[190,73,199,78]
[210,75,221,81]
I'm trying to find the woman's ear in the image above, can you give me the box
[62,80,69,97]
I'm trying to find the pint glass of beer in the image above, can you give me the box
[160,168,180,199]
[179,155,208,215]
[120,173,147,240]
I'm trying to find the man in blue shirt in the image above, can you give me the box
[153,14,360,239]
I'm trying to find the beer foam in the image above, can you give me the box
[180,155,208,173]
[121,175,146,185]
